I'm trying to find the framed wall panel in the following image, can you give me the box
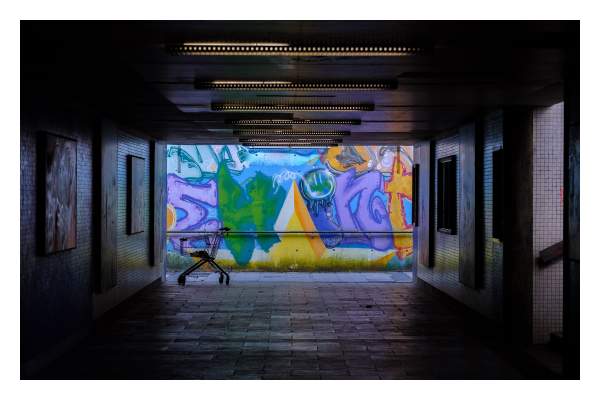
[127,155,145,235]
[42,132,77,254]
[437,155,457,235]
[412,164,419,227]
[492,148,504,242]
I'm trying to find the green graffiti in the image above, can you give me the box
[218,146,248,175]
[165,251,196,270]
[300,169,336,216]
[247,171,286,251]
[218,163,285,265]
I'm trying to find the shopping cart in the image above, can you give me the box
[177,227,231,286]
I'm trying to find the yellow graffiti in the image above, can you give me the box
[166,203,177,230]
[266,181,329,266]
[372,251,397,268]
[325,146,374,174]
[384,156,413,260]
[292,181,327,259]
[166,203,177,244]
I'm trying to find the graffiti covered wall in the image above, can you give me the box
[166,145,413,271]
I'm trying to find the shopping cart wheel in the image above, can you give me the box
[219,275,224,284]
[178,275,186,286]
[226,275,230,285]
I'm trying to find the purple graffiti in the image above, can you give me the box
[308,203,343,248]
[167,174,219,231]
[333,169,393,251]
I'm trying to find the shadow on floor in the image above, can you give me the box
[31,275,560,380]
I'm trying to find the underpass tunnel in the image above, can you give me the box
[19,20,580,381]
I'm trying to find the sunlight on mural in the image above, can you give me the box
[166,145,413,272]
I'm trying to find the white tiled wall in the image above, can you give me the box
[415,110,504,324]
[532,102,564,343]
[412,105,564,342]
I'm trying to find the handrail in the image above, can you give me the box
[168,230,413,234]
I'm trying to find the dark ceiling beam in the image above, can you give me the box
[21,20,571,146]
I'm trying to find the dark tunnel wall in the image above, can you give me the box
[21,94,96,371]
[20,91,167,378]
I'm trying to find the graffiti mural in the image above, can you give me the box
[166,145,413,271]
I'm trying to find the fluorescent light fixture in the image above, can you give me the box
[195,81,396,90]
[209,81,292,85]
[167,44,428,56]
[183,42,290,47]
[248,146,334,149]
[233,130,350,136]
[212,104,374,112]
[225,119,361,125]
[241,138,342,143]
[244,143,339,147]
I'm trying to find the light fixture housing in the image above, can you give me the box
[183,42,290,47]
[195,81,397,90]
[224,119,361,125]
[212,104,374,112]
[166,44,428,56]
[243,143,339,147]
[233,130,350,136]
[241,138,342,143]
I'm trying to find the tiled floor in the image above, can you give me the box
[33,275,527,380]
[516,344,563,376]
[166,271,414,283]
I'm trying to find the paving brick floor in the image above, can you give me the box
[166,271,414,283]
[33,277,526,380]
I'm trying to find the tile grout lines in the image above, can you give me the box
[33,281,525,380]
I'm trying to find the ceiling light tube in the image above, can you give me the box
[212,104,374,112]
[209,81,293,85]
[167,44,428,56]
[183,42,290,47]
[233,130,350,136]
[241,138,342,143]
[195,81,396,90]
[224,119,361,125]
[247,144,337,151]
[243,143,339,147]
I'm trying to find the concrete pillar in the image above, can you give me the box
[563,23,580,379]
[502,107,534,343]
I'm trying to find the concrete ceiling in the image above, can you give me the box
[21,20,577,145]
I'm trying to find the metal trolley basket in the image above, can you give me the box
[178,227,231,286]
